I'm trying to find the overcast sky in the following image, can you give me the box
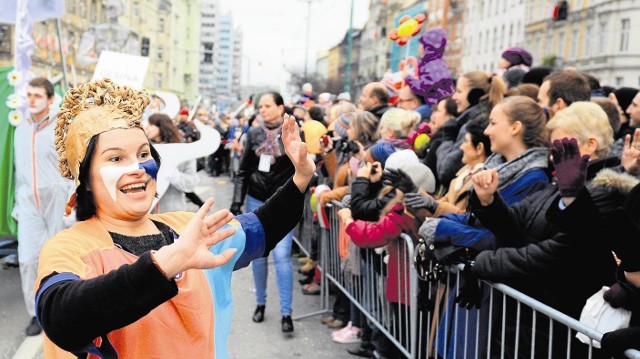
[219,0,371,89]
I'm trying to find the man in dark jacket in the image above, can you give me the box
[358,82,391,120]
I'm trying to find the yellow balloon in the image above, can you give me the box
[310,192,319,213]
[397,19,418,38]
[301,120,328,155]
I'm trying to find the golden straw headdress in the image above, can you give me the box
[55,78,150,187]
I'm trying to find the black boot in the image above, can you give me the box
[252,305,265,323]
[25,317,42,336]
[281,315,294,333]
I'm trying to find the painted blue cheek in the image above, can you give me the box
[139,159,159,179]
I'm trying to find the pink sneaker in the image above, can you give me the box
[331,321,352,338]
[332,322,361,344]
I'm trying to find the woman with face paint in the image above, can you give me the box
[146,113,201,213]
[34,79,315,359]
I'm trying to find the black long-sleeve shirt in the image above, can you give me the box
[37,177,306,352]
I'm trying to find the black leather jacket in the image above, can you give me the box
[232,126,295,204]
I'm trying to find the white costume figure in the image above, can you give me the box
[13,79,73,335]
[153,159,200,213]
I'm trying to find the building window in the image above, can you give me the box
[155,73,162,89]
[133,2,139,17]
[67,0,75,13]
[598,21,607,53]
[158,18,164,32]
[492,28,497,51]
[585,25,592,57]
[79,1,86,17]
[616,77,624,87]
[478,33,482,54]
[570,28,578,59]
[90,0,97,22]
[620,18,630,52]
[546,33,553,56]
[157,47,163,60]
[509,23,513,46]
[557,31,565,58]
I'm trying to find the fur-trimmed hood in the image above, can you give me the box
[590,168,640,195]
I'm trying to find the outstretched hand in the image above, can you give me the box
[551,137,590,198]
[282,114,316,192]
[621,128,640,176]
[155,198,237,278]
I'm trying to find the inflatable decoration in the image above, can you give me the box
[405,28,454,106]
[301,120,328,155]
[399,56,419,80]
[313,184,331,228]
[389,14,427,46]
[407,122,432,157]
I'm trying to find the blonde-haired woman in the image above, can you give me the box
[377,108,420,147]
[436,71,507,188]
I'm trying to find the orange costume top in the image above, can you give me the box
[35,212,219,359]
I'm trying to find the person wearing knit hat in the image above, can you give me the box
[334,112,352,138]
[336,92,352,103]
[612,87,639,122]
[521,66,553,87]
[384,149,436,193]
[35,78,316,358]
[609,87,639,140]
[500,47,533,71]
[502,67,527,89]
[369,141,397,167]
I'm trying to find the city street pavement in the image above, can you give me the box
[1,170,354,359]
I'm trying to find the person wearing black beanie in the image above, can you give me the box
[521,66,553,87]
[610,87,639,139]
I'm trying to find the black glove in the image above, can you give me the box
[603,279,640,311]
[455,263,482,309]
[382,168,418,194]
[601,328,640,359]
[230,202,243,216]
[405,192,439,213]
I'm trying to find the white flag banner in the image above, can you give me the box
[91,50,150,90]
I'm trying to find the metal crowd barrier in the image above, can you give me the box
[293,199,640,359]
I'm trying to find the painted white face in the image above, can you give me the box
[26,86,50,115]
[99,162,140,202]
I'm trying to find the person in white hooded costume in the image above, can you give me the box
[145,112,201,213]
[13,77,74,336]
